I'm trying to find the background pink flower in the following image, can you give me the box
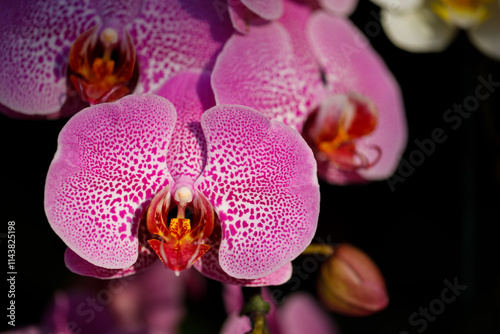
[220,285,341,334]
[0,0,232,118]
[212,0,407,184]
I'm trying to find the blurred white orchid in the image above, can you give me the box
[372,0,500,60]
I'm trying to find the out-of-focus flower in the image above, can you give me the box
[45,71,319,286]
[3,261,187,334]
[226,0,359,34]
[371,0,500,60]
[317,243,388,316]
[221,285,341,334]
[0,0,232,118]
[318,0,359,15]
[212,0,407,184]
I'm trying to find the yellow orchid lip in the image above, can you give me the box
[67,22,138,105]
[431,0,494,27]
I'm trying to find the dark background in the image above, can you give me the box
[2,1,500,333]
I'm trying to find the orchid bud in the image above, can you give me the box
[317,243,388,316]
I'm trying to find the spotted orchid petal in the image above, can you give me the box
[308,13,407,182]
[157,71,215,183]
[278,0,326,102]
[194,224,293,286]
[196,105,319,279]
[380,5,457,53]
[129,0,233,94]
[45,94,176,269]
[0,0,232,118]
[319,0,359,16]
[241,0,284,20]
[92,0,142,26]
[64,215,158,279]
[212,20,323,132]
[0,0,97,117]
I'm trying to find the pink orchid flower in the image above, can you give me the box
[45,71,319,286]
[0,0,232,118]
[3,261,188,334]
[212,0,407,185]
[221,285,340,334]
[226,0,359,34]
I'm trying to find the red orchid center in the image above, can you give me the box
[146,185,214,275]
[68,22,138,105]
[307,93,381,171]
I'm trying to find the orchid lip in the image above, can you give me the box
[305,92,382,172]
[67,21,138,105]
[146,184,215,273]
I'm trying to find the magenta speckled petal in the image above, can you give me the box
[0,0,97,116]
[65,247,157,279]
[64,214,158,278]
[279,0,327,123]
[196,105,319,279]
[129,0,233,95]
[308,13,407,181]
[1,0,232,118]
[193,224,293,286]
[279,293,340,334]
[319,0,358,16]
[45,94,176,269]
[212,22,321,132]
[156,71,215,183]
[93,0,142,25]
[241,0,284,20]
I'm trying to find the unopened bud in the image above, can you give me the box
[317,243,388,316]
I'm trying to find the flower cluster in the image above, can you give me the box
[0,0,407,332]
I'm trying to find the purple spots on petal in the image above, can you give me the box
[229,225,237,236]
[45,95,176,269]
[118,223,127,233]
[129,0,232,95]
[197,105,319,279]
[0,0,98,115]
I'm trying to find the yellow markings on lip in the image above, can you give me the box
[146,186,215,274]
[431,0,494,26]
